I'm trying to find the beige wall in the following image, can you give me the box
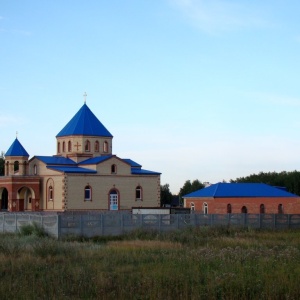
[56,135,113,157]
[65,174,160,210]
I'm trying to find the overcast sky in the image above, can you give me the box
[1,1,300,193]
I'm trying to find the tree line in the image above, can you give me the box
[161,170,300,206]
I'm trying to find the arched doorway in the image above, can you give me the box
[18,186,35,211]
[109,189,119,211]
[1,188,8,210]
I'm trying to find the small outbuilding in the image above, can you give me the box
[183,182,300,214]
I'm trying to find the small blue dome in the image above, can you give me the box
[5,138,29,157]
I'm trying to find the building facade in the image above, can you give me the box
[183,183,300,214]
[0,103,161,212]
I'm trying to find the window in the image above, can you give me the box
[103,141,108,153]
[68,141,72,152]
[227,203,232,214]
[260,204,265,214]
[111,164,117,174]
[190,202,195,211]
[34,164,37,175]
[62,141,65,152]
[48,186,53,201]
[57,142,60,153]
[278,204,283,214]
[241,206,248,213]
[95,141,99,152]
[14,161,19,172]
[85,140,90,152]
[136,186,142,200]
[84,186,92,201]
[203,202,208,214]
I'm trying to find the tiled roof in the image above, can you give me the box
[35,156,76,165]
[47,166,97,173]
[131,169,161,175]
[5,138,29,157]
[79,155,113,165]
[56,103,113,137]
[183,183,299,198]
[123,159,142,168]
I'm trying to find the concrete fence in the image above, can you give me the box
[1,212,300,238]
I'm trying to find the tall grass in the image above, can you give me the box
[0,227,300,299]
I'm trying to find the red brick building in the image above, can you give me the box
[183,183,300,214]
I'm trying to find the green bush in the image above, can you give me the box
[19,222,48,237]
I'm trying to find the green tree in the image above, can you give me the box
[160,184,173,207]
[0,151,4,176]
[178,179,205,204]
[231,170,300,196]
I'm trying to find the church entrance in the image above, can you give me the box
[1,188,8,210]
[109,190,119,210]
[18,187,34,211]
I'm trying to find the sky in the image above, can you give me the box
[1,1,300,194]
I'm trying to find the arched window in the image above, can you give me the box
[278,204,284,214]
[62,141,65,152]
[227,203,232,214]
[5,161,9,176]
[111,164,117,174]
[48,186,53,201]
[95,141,99,152]
[203,202,208,214]
[57,142,60,153]
[103,141,108,153]
[260,204,265,214]
[84,185,92,201]
[34,164,37,175]
[68,141,72,152]
[14,161,19,172]
[136,186,142,200]
[85,140,90,152]
[241,206,248,213]
[190,202,195,211]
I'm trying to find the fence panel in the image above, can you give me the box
[0,212,299,238]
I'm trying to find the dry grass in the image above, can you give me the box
[0,227,300,299]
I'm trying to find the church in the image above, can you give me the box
[0,102,161,212]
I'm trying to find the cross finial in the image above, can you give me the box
[16,131,18,139]
[83,92,87,104]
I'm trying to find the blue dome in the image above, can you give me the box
[56,103,113,137]
[5,138,29,157]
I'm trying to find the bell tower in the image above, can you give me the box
[5,137,29,176]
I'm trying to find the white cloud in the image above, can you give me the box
[168,0,270,34]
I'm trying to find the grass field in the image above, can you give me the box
[0,225,300,299]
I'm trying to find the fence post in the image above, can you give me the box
[121,213,124,234]
[80,214,83,236]
[57,214,61,239]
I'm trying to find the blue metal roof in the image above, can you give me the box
[131,169,161,175]
[56,103,113,137]
[79,155,113,165]
[183,183,299,198]
[35,156,76,165]
[123,159,142,168]
[5,138,29,157]
[47,166,97,174]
